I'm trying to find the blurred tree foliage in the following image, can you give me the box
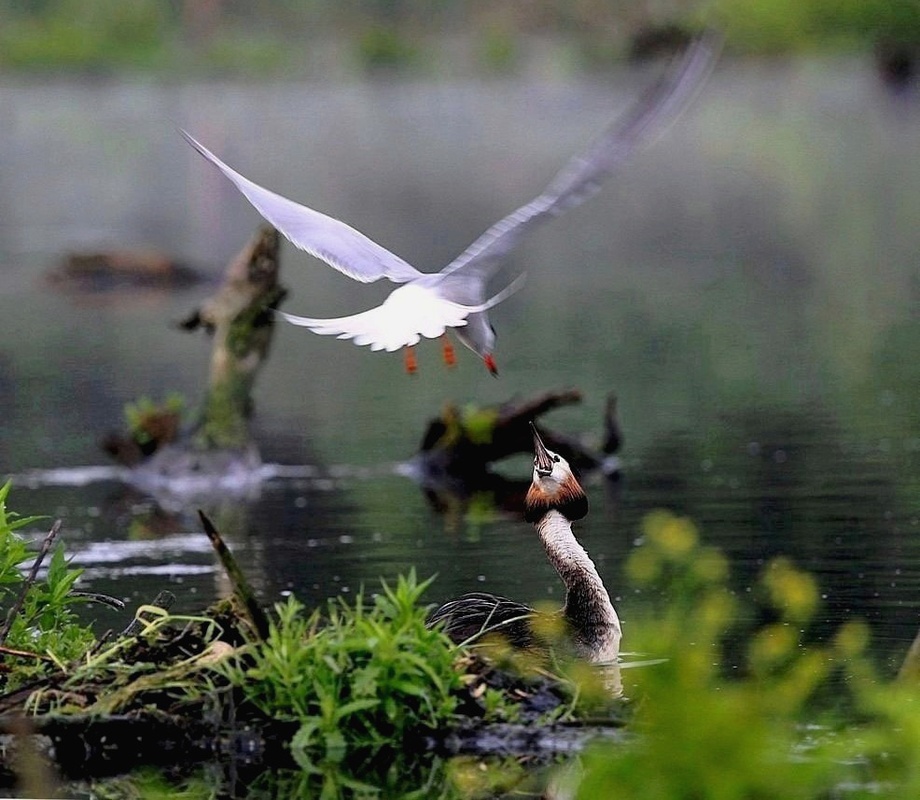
[0,0,917,75]
[708,0,920,53]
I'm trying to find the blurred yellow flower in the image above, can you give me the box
[762,557,818,622]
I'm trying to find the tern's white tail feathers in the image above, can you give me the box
[277,282,509,352]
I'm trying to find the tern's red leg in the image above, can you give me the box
[441,335,456,368]
[404,346,418,375]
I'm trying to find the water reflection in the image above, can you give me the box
[74,752,561,799]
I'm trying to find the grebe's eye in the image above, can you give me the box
[553,455,560,463]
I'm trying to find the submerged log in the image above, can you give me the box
[47,249,201,292]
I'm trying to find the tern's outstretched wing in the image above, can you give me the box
[440,32,720,283]
[182,131,423,285]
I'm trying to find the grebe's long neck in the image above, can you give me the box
[535,509,621,661]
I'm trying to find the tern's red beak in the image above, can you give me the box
[483,353,498,376]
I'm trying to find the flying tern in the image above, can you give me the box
[182,33,718,375]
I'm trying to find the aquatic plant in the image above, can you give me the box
[123,393,185,448]
[219,572,467,760]
[565,510,920,798]
[0,483,97,690]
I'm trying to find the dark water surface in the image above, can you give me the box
[1,55,919,792]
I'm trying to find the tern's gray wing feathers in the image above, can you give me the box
[182,130,423,285]
[439,33,720,283]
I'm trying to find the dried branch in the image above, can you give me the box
[119,590,176,638]
[198,510,270,641]
[0,645,51,662]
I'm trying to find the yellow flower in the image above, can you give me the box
[762,558,818,622]
[644,511,698,559]
[834,620,870,658]
[749,623,798,670]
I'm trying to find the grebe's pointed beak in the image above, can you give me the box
[530,422,554,475]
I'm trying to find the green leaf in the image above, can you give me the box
[352,665,380,697]
[333,698,380,720]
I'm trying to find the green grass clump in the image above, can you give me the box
[0,483,96,690]
[221,572,464,761]
[565,511,920,798]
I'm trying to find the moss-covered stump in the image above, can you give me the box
[102,225,287,469]
[181,224,287,451]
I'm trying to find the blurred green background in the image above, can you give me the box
[2,0,919,77]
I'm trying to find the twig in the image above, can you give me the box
[68,591,126,611]
[120,590,176,638]
[198,510,270,640]
[0,520,62,646]
[87,630,114,658]
[0,645,51,662]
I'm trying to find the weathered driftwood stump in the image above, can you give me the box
[180,225,286,450]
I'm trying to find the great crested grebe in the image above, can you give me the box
[181,33,718,376]
[428,424,621,663]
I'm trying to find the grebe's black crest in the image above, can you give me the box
[524,424,588,524]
